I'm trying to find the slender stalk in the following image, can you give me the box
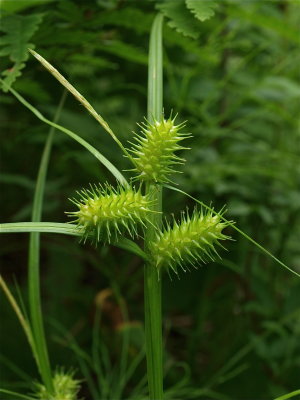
[28,91,67,393]
[144,14,164,400]
[0,276,36,361]
[29,50,131,160]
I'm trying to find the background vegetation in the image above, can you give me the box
[1,0,299,399]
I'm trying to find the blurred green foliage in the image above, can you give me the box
[0,0,299,399]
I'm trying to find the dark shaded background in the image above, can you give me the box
[1,1,300,399]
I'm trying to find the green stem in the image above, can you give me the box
[144,183,163,400]
[144,14,164,400]
[28,90,67,393]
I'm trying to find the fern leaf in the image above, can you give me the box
[186,0,218,22]
[157,0,200,39]
[1,62,25,89]
[0,13,43,91]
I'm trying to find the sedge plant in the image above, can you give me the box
[0,12,299,400]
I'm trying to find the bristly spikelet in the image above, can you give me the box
[34,369,80,400]
[127,115,191,183]
[67,183,155,244]
[148,208,232,276]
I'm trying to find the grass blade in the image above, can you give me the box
[164,184,300,279]
[0,276,37,363]
[0,222,148,260]
[147,14,163,123]
[29,49,132,160]
[27,91,67,393]
[0,389,35,400]
[0,79,128,187]
[116,237,149,261]
[0,355,32,383]
[0,222,82,235]
[274,389,300,400]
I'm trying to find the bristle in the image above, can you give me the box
[34,368,80,400]
[66,183,156,244]
[149,208,231,277]
[127,115,191,183]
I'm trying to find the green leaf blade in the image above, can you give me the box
[0,222,148,260]
[27,92,67,393]
[29,49,133,160]
[0,14,43,90]
[0,80,128,187]
[157,0,200,39]
[0,222,82,236]
[186,0,217,22]
[164,184,300,279]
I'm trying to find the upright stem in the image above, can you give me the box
[144,14,164,400]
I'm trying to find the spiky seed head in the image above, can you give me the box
[67,183,155,244]
[34,369,80,400]
[148,208,232,276]
[127,115,191,183]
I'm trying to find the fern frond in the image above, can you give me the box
[157,0,200,39]
[186,0,218,22]
[0,13,43,91]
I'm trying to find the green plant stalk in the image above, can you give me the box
[28,91,67,393]
[0,276,36,361]
[144,14,164,400]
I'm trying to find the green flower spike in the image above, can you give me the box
[149,208,232,276]
[67,183,155,244]
[34,369,80,400]
[127,115,191,183]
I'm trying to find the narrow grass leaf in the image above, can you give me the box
[0,222,82,236]
[0,390,35,400]
[0,355,32,383]
[0,79,128,187]
[27,92,67,393]
[29,49,132,159]
[164,184,300,279]
[274,390,300,400]
[0,222,148,260]
[0,276,37,360]
[115,237,149,261]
